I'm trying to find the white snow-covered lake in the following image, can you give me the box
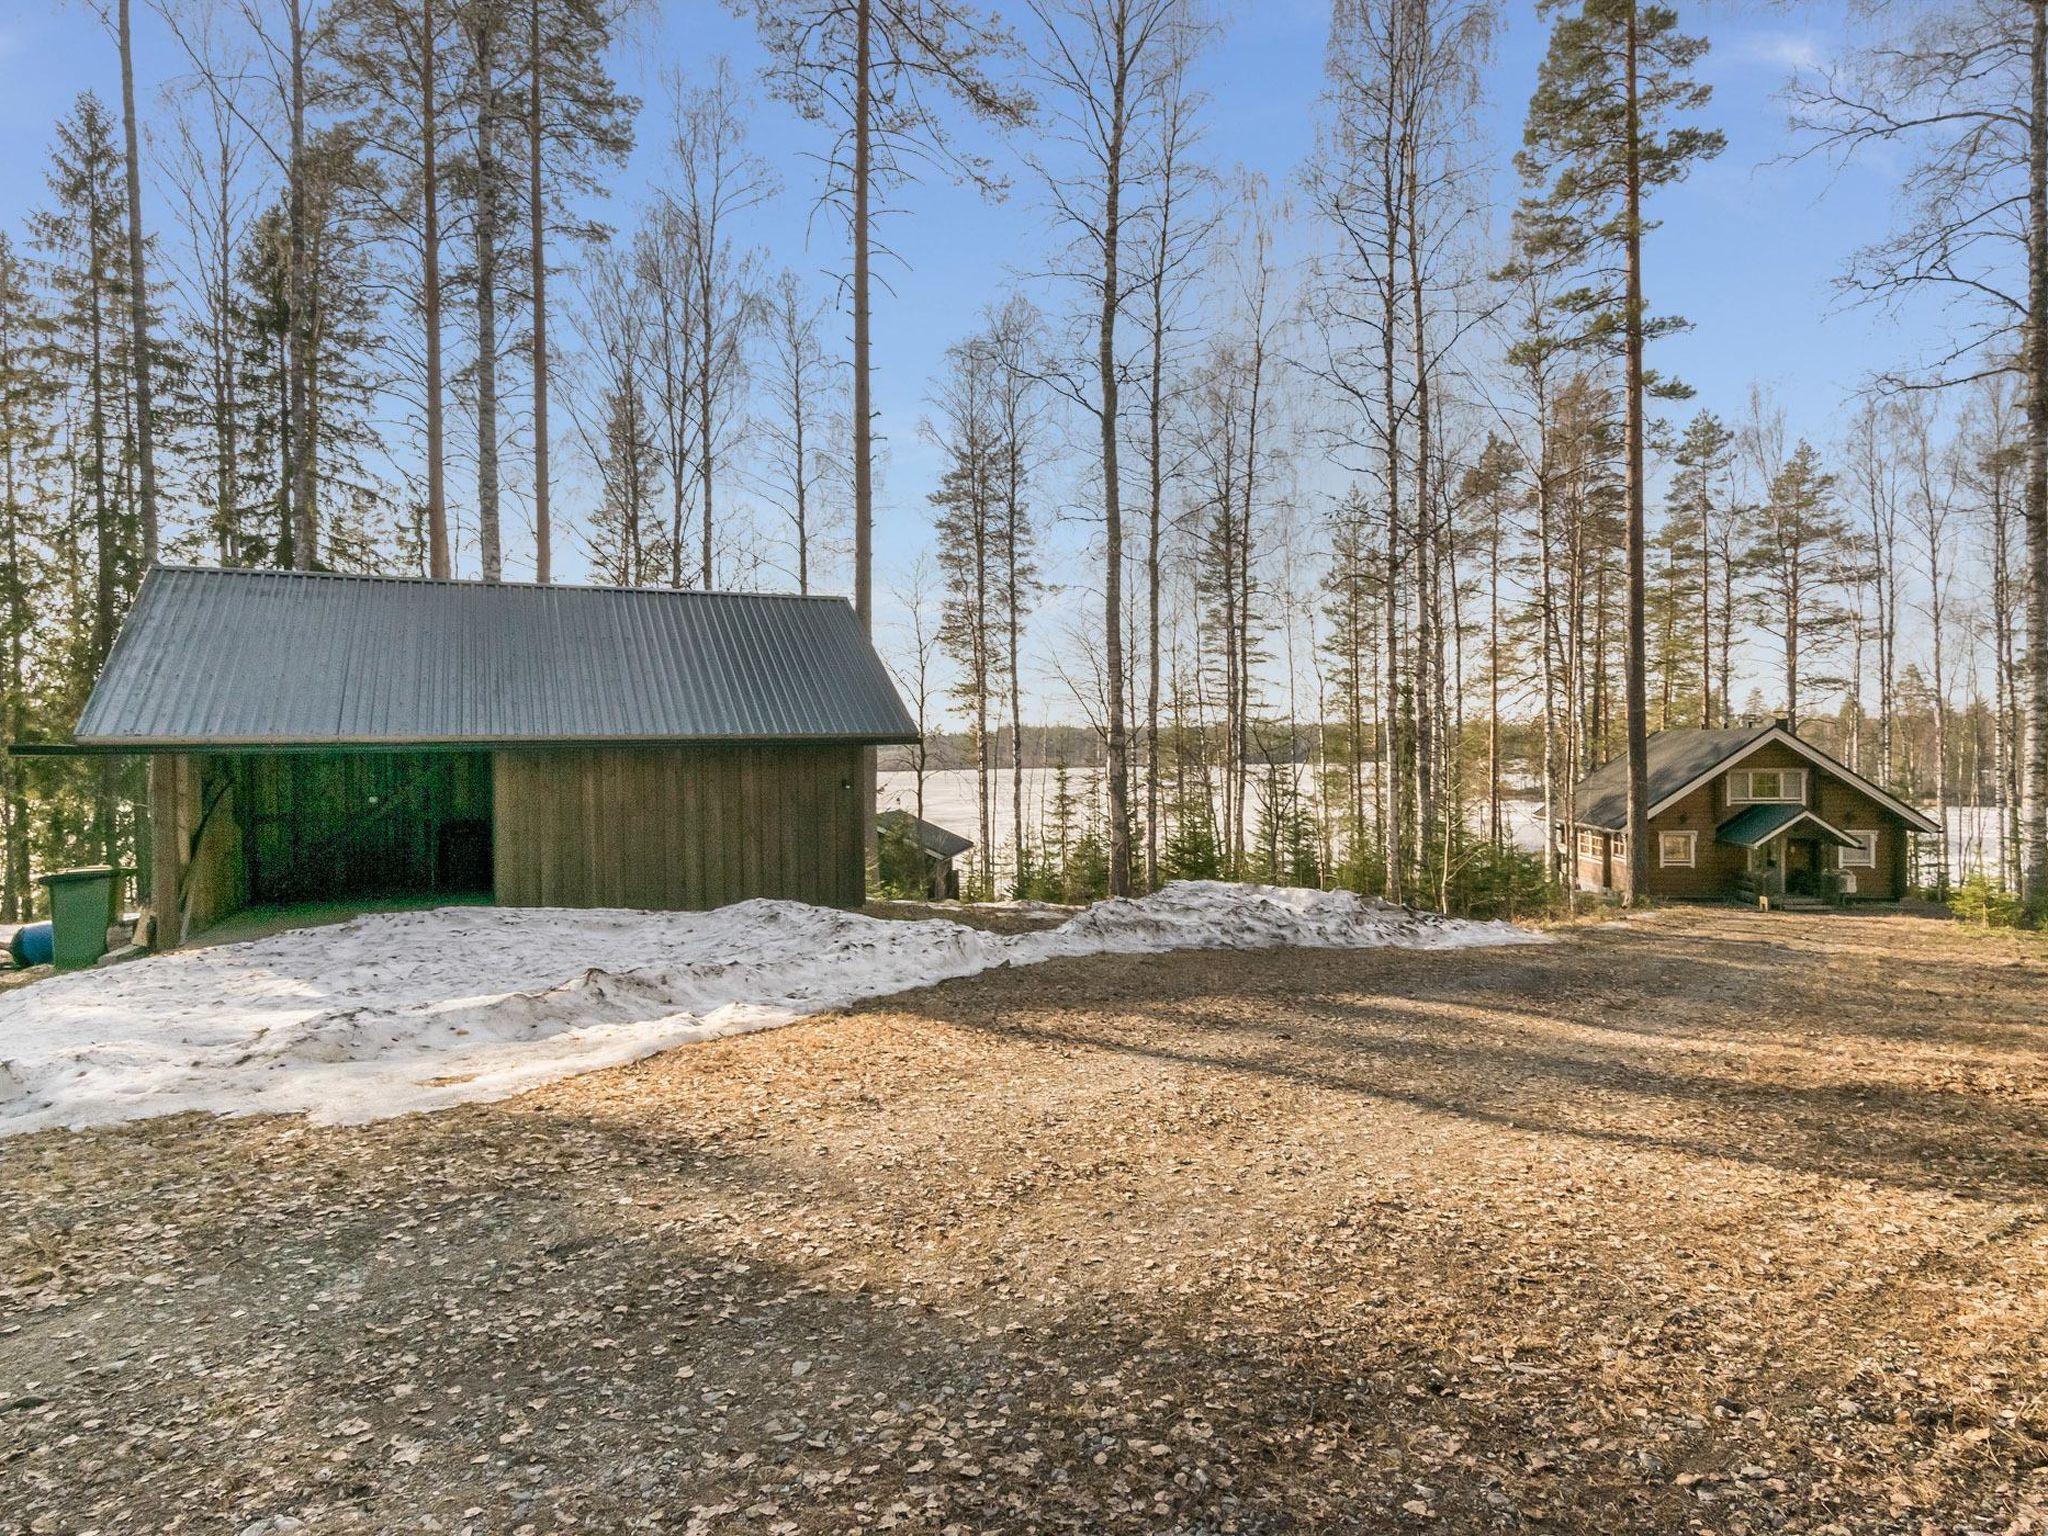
[882,766,1552,885]
[0,881,1543,1136]
[885,768,2006,885]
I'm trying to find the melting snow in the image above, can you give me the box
[0,881,1543,1135]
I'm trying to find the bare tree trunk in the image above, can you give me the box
[117,0,159,568]
[1620,0,1651,905]
[2025,0,2048,909]
[1784,581,1800,729]
[528,0,551,583]
[792,342,811,592]
[288,0,317,568]
[697,285,715,586]
[467,6,506,582]
[1699,501,1712,724]
[854,0,876,891]
[1145,251,1166,890]
[1488,492,1501,849]
[1379,155,1404,904]
[1097,41,1131,898]
[1236,326,1263,879]
[1930,513,1952,890]
[1406,132,1435,895]
[423,0,449,578]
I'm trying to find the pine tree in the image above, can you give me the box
[335,0,464,577]
[985,294,1043,896]
[1320,487,1380,887]
[927,332,1005,898]
[33,94,153,871]
[568,245,661,584]
[522,0,634,583]
[1457,435,1519,849]
[0,235,59,919]
[1743,440,1848,729]
[1660,409,1732,725]
[1518,0,1724,905]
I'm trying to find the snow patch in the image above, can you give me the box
[0,882,1543,1135]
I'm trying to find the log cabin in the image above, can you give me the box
[1566,722,1941,905]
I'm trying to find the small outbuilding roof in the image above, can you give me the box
[878,809,973,860]
[74,566,920,749]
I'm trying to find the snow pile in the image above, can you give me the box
[0,882,1542,1135]
[1018,880,1535,958]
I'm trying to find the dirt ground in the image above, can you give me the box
[2,907,2045,1535]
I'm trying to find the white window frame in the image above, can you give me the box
[1577,829,1601,859]
[1839,828,1878,869]
[1658,830,1696,868]
[1729,767,1806,805]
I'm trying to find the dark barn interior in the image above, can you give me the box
[237,749,494,905]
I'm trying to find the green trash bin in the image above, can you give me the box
[39,866,124,970]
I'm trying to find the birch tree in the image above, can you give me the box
[661,60,771,588]
[758,267,845,593]
[1029,0,1191,896]
[1794,1,2048,908]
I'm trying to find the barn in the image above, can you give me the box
[67,566,919,948]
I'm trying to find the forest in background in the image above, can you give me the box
[2,0,2045,923]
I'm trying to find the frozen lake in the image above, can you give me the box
[881,767,2010,890]
[879,766,1551,888]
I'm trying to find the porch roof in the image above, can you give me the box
[1715,803,1861,850]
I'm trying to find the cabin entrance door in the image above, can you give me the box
[1783,837,1820,897]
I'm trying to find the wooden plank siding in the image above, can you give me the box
[491,744,865,911]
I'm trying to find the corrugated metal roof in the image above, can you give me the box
[75,566,921,748]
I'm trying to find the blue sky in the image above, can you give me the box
[0,0,1917,600]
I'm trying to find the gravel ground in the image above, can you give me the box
[2,907,2044,1535]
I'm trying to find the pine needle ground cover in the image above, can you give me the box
[3,909,2044,1533]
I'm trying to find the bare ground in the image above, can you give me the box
[2,908,2045,1535]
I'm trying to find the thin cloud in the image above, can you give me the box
[1732,28,1825,74]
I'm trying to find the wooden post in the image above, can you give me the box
[147,754,185,950]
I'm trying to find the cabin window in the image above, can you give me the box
[1840,829,1878,869]
[1730,767,1805,804]
[1577,830,1601,859]
[1658,831,1695,868]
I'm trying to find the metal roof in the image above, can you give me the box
[1571,727,1772,830]
[1571,723,1941,835]
[75,566,920,748]
[1715,803,1859,849]
[878,809,973,859]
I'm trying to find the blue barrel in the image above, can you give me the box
[9,920,54,968]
